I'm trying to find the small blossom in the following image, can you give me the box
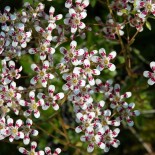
[19,141,44,155]
[143,61,155,85]
[80,128,105,153]
[62,73,86,94]
[91,48,116,71]
[20,91,44,118]
[60,40,84,66]
[73,59,100,86]
[30,60,54,87]
[37,85,64,110]
[109,84,132,109]
[1,118,24,142]
[101,126,120,152]
[1,60,22,85]
[64,8,87,33]
[45,147,61,155]
[22,118,39,145]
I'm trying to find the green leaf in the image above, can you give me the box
[19,55,33,75]
[146,21,152,30]
[90,0,97,7]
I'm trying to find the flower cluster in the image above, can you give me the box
[1,0,151,154]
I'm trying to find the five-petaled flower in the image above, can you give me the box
[1,60,22,85]
[19,141,44,155]
[19,91,44,118]
[91,48,116,72]
[1,117,24,142]
[30,60,54,87]
[37,85,64,110]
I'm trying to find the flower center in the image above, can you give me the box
[40,45,46,51]
[11,71,17,77]
[85,122,90,128]
[23,126,31,133]
[11,127,18,135]
[16,34,24,42]
[0,124,3,130]
[91,136,96,142]
[8,90,14,98]
[103,58,109,65]
[0,15,8,23]
[102,119,107,126]
[29,151,35,155]
[146,3,152,11]
[31,102,38,110]
[0,40,4,46]
[1,106,9,114]
[82,87,86,92]
[114,95,120,102]
[72,79,78,85]
[73,17,80,25]
[68,52,73,58]
[39,71,45,77]
[104,135,111,141]
[0,99,4,106]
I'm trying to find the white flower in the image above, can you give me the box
[19,141,44,155]
[143,61,155,85]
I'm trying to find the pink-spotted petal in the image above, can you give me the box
[7,118,13,126]
[75,126,83,133]
[79,22,85,29]
[23,136,30,145]
[29,91,35,99]
[70,40,77,49]
[34,110,40,118]
[37,99,44,106]
[53,148,61,155]
[15,119,23,128]
[76,49,84,56]
[108,63,116,71]
[48,85,55,93]
[87,75,95,86]
[53,93,64,100]
[42,80,47,87]
[37,151,44,155]
[143,71,149,78]
[84,59,90,67]
[69,8,76,16]
[31,129,39,136]
[99,48,106,57]
[108,51,116,59]
[18,131,24,139]
[8,60,15,68]
[52,102,59,110]
[91,56,100,63]
[19,147,28,154]
[29,48,37,54]
[43,60,49,69]
[26,118,32,126]
[71,26,77,33]
[148,78,155,85]
[150,61,155,71]
[80,12,87,19]
[92,69,100,75]
[65,0,72,8]
[45,147,51,155]
[87,143,94,153]
[49,6,55,14]
[31,64,39,72]
[31,141,37,150]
